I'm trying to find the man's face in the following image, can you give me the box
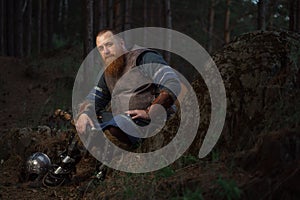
[96,31,126,66]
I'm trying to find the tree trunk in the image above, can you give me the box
[114,0,124,31]
[57,0,64,24]
[63,0,68,39]
[157,0,163,27]
[101,0,107,29]
[58,0,63,23]
[47,0,54,49]
[37,0,42,54]
[84,0,94,57]
[108,0,114,28]
[42,0,48,50]
[57,0,63,40]
[25,0,32,56]
[164,0,172,63]
[207,0,215,53]
[0,0,7,55]
[289,0,295,31]
[224,0,231,44]
[258,0,267,30]
[15,0,25,57]
[7,0,14,56]
[296,0,300,32]
[143,0,148,45]
[143,0,147,27]
[124,0,132,30]
[267,0,277,30]
[150,1,156,27]
[165,0,172,30]
[95,0,105,32]
[94,0,99,33]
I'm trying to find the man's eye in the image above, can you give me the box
[98,46,103,51]
[107,43,113,47]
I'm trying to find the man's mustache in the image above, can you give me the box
[105,55,115,60]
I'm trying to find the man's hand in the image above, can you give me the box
[75,113,95,134]
[125,110,150,120]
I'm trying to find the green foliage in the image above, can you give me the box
[52,34,68,49]
[155,166,175,179]
[211,150,220,162]
[179,155,199,166]
[182,189,204,200]
[21,44,82,126]
[172,188,204,200]
[119,173,136,199]
[215,177,242,200]
[123,186,135,199]
[289,40,300,68]
[263,89,300,131]
[101,172,157,200]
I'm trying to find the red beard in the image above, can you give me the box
[104,54,125,79]
[104,54,126,91]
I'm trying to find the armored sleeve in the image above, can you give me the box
[137,51,181,110]
[79,75,111,117]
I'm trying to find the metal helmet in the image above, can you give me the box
[26,152,51,176]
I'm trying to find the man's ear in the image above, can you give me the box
[120,39,126,50]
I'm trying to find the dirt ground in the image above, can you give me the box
[0,54,299,200]
[0,56,79,199]
[0,57,49,129]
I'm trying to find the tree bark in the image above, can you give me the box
[207,0,215,53]
[57,0,63,40]
[150,1,156,27]
[164,0,172,63]
[0,0,7,55]
[95,0,105,32]
[114,0,124,31]
[101,0,107,29]
[16,0,24,57]
[37,0,42,54]
[157,0,163,27]
[7,0,14,56]
[289,0,295,31]
[143,0,148,45]
[94,0,99,33]
[108,0,114,28]
[0,0,2,55]
[143,0,147,27]
[296,0,300,32]
[64,0,68,37]
[267,0,277,30]
[165,0,172,29]
[124,0,132,30]
[258,0,267,30]
[42,0,48,50]
[47,0,54,49]
[25,0,32,56]
[224,0,231,44]
[84,0,94,57]
[58,0,63,23]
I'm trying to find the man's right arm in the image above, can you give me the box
[76,75,111,133]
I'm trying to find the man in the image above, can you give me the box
[75,29,181,150]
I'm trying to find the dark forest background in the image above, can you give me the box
[0,1,300,199]
[1,0,300,58]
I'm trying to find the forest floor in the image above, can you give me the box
[0,46,299,200]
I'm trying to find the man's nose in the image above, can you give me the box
[103,46,110,55]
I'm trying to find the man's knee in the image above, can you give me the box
[103,129,132,150]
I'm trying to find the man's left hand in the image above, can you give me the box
[125,110,150,120]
